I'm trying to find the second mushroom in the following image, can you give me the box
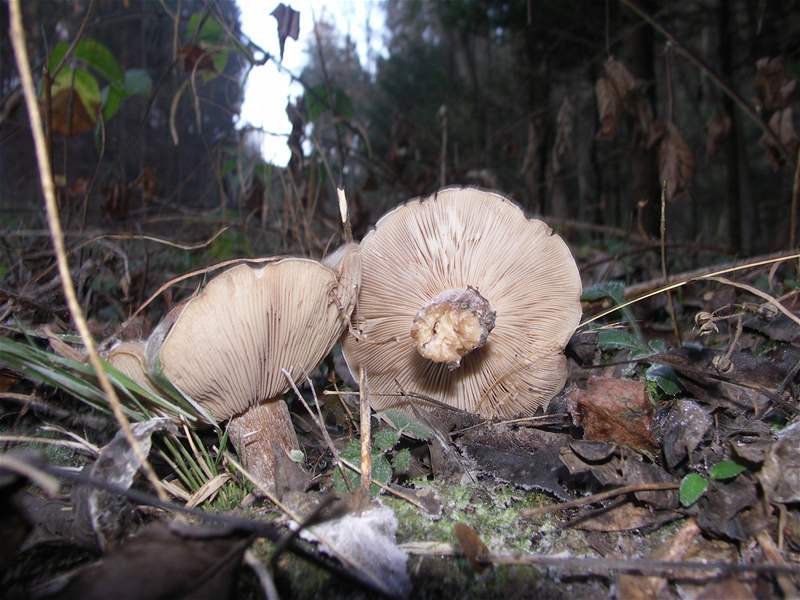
[146,248,359,491]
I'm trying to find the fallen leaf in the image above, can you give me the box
[658,122,694,201]
[758,421,800,504]
[453,522,490,574]
[659,400,711,469]
[571,502,670,532]
[40,521,253,600]
[567,376,656,450]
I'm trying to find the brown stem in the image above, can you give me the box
[227,400,302,493]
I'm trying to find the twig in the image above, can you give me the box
[38,462,386,596]
[282,370,351,491]
[359,367,371,493]
[791,145,800,255]
[583,251,800,328]
[9,0,168,503]
[225,452,298,519]
[244,550,280,600]
[708,276,800,328]
[338,457,428,512]
[756,529,798,598]
[660,181,682,345]
[521,482,679,518]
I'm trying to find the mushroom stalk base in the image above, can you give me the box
[228,400,303,494]
[410,286,496,369]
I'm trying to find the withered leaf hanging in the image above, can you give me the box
[271,3,300,60]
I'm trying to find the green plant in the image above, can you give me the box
[45,38,152,135]
[332,428,409,494]
[679,460,748,507]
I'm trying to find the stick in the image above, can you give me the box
[521,482,679,518]
[359,367,371,493]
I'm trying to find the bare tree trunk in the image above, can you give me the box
[719,0,744,252]
[626,4,659,238]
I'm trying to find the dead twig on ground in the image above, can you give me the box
[521,482,679,518]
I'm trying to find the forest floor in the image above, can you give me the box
[2,230,800,600]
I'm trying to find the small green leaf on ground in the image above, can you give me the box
[710,460,746,480]
[680,473,708,507]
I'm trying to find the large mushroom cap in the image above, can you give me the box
[149,257,358,421]
[342,187,582,418]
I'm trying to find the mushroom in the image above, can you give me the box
[106,341,157,394]
[146,254,360,489]
[342,187,581,418]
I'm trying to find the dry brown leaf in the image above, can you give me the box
[567,377,656,450]
[572,503,660,532]
[595,77,620,140]
[604,56,637,101]
[706,110,731,159]
[453,522,490,574]
[658,122,694,201]
[551,96,574,172]
[49,88,97,137]
[755,56,796,112]
[761,107,799,169]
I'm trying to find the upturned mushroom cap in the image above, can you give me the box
[342,187,582,418]
[148,257,359,421]
[106,341,156,394]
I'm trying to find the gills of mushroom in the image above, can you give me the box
[342,187,582,419]
[146,254,360,492]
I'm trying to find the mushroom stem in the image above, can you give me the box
[410,286,496,369]
[227,400,302,492]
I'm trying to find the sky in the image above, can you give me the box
[236,0,386,165]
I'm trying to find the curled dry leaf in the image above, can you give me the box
[755,56,796,112]
[761,107,799,170]
[758,421,800,504]
[705,110,731,159]
[551,96,574,172]
[604,56,637,101]
[658,122,694,201]
[594,77,620,140]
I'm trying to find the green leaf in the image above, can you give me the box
[373,429,399,452]
[679,473,708,507]
[124,69,152,96]
[102,83,126,122]
[710,460,747,481]
[51,67,102,124]
[47,41,69,73]
[210,48,230,76]
[305,84,353,122]
[74,38,123,83]
[187,12,225,44]
[332,449,392,494]
[645,364,681,396]
[582,280,625,304]
[380,410,433,441]
[597,329,643,351]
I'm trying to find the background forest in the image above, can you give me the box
[3,0,800,286]
[3,1,800,598]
